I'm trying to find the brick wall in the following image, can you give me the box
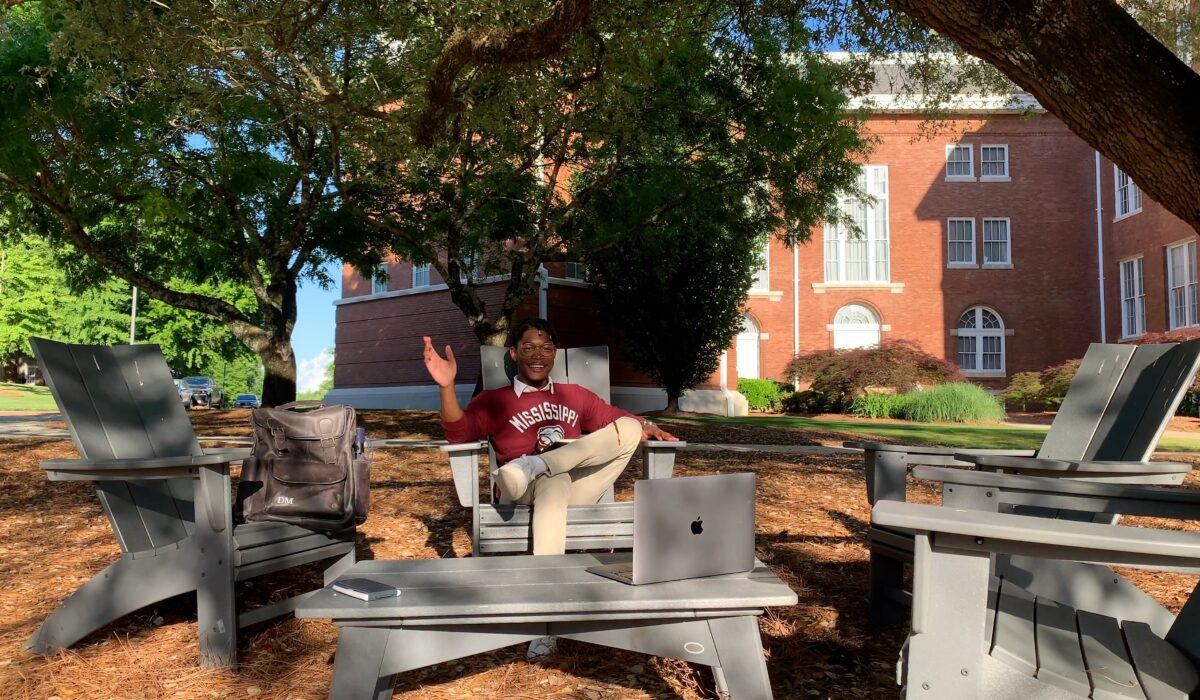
[1100,157,1198,339]
[738,113,1102,386]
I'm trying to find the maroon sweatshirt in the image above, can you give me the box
[442,383,635,465]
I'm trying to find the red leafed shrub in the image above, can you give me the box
[784,341,963,411]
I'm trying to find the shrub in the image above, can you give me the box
[1038,358,1080,408]
[849,393,914,419]
[780,389,828,414]
[998,371,1044,411]
[901,382,1004,423]
[785,340,963,410]
[739,378,782,411]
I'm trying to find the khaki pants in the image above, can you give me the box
[515,416,642,555]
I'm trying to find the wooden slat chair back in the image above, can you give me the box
[36,340,201,551]
[862,340,1200,626]
[24,338,357,668]
[442,345,683,555]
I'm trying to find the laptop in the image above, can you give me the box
[586,472,756,585]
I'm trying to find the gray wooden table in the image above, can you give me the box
[296,554,798,699]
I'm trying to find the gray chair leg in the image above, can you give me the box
[708,616,773,699]
[24,549,196,654]
[324,548,357,585]
[330,627,397,700]
[869,548,908,627]
[195,465,237,668]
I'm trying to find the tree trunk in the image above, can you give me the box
[889,0,1200,234]
[664,393,681,413]
[259,339,297,408]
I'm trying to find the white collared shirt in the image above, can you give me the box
[513,376,555,397]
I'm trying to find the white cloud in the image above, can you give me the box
[297,349,334,393]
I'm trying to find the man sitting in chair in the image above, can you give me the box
[423,317,678,555]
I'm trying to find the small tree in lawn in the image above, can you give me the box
[590,200,765,413]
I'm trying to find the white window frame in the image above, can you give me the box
[945,144,974,181]
[981,218,1012,267]
[946,218,976,267]
[956,306,1006,376]
[980,144,1010,180]
[1114,165,1143,219]
[564,262,588,282]
[751,240,770,291]
[1119,256,1146,339]
[823,165,889,284]
[371,263,388,294]
[1167,240,1198,329]
[412,263,431,288]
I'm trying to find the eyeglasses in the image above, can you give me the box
[517,343,557,357]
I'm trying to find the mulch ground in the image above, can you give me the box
[1,409,1198,699]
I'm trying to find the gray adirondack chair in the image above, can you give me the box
[854,340,1200,625]
[440,345,684,555]
[24,338,357,668]
[873,470,1200,699]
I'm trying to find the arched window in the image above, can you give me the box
[957,307,1005,373]
[735,315,761,379]
[833,304,881,349]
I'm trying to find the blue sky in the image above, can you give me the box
[293,261,340,391]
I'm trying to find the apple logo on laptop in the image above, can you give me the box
[691,517,703,535]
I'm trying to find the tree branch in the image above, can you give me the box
[889,0,1200,233]
[413,0,601,146]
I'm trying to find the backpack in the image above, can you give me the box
[235,401,369,533]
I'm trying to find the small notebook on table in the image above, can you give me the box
[332,578,399,601]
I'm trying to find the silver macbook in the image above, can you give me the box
[587,473,756,585]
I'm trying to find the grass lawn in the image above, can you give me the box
[654,413,1200,453]
[0,382,58,411]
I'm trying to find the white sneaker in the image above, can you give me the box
[493,456,544,504]
[526,635,557,660]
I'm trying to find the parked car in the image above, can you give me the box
[233,393,260,408]
[183,376,224,409]
[174,379,193,408]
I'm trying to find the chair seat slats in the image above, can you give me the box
[235,531,353,566]
[480,522,635,540]
[232,521,339,548]
[479,502,635,527]
[1123,621,1197,700]
[990,579,1038,676]
[1077,609,1145,700]
[1034,597,1091,697]
[478,535,633,554]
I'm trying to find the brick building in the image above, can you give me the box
[326,95,1195,415]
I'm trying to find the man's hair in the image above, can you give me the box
[508,318,559,347]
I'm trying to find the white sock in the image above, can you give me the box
[525,454,549,476]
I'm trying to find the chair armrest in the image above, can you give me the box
[440,442,487,507]
[850,441,1038,505]
[911,465,1200,520]
[641,440,685,480]
[957,453,1191,485]
[39,452,239,481]
[872,500,1200,571]
[202,447,252,461]
[846,441,1037,460]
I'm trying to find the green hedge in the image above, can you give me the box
[738,378,782,411]
[901,382,1004,423]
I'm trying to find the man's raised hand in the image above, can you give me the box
[422,336,457,387]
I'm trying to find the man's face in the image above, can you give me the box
[509,327,557,387]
